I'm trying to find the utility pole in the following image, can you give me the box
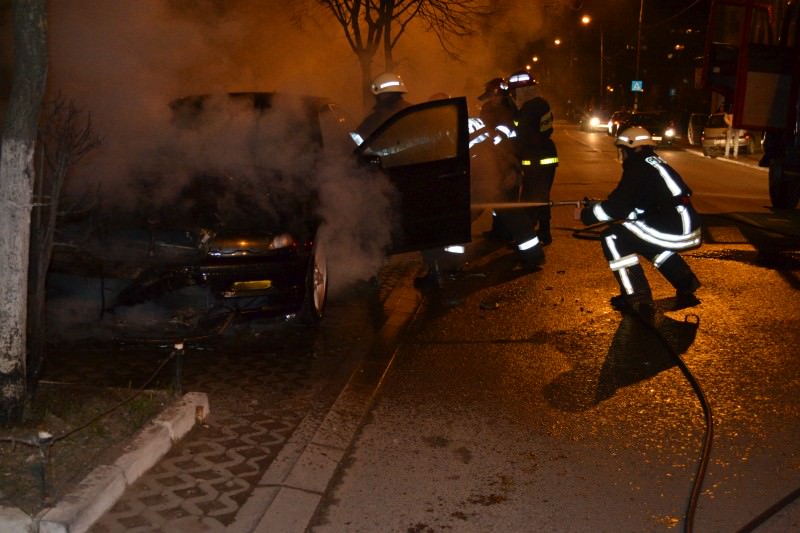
[634,0,644,110]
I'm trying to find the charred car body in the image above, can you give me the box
[50,92,471,329]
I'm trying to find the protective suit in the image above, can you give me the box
[510,72,558,245]
[580,126,702,318]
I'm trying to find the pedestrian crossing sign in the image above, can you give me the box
[631,80,643,92]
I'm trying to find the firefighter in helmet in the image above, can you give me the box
[473,75,544,270]
[508,70,558,245]
[476,77,520,241]
[579,126,702,320]
[354,72,412,142]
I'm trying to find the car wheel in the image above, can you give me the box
[298,238,328,324]
[768,159,800,209]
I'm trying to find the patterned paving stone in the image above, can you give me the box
[83,256,421,532]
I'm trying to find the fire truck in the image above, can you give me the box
[703,0,800,208]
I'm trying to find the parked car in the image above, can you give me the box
[701,112,757,156]
[579,108,611,132]
[621,111,680,146]
[50,92,471,327]
[607,110,632,137]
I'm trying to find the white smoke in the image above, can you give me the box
[43,0,559,305]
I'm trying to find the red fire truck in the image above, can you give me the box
[703,0,800,208]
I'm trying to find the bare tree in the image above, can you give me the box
[0,0,48,424]
[27,98,100,393]
[317,0,490,106]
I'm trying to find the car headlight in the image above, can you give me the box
[664,128,675,137]
[590,117,601,127]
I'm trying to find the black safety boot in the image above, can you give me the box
[610,293,656,323]
[674,272,701,309]
[519,246,545,271]
[674,290,701,309]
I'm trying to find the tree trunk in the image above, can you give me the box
[358,52,373,111]
[0,0,48,424]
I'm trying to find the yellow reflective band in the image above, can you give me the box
[539,157,559,165]
[521,159,532,166]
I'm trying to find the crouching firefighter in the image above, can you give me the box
[579,126,702,320]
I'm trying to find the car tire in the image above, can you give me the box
[768,159,800,209]
[298,238,328,324]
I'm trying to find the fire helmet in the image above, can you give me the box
[507,70,537,90]
[615,126,656,149]
[479,77,509,100]
[371,72,408,95]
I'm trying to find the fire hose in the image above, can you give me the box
[470,199,586,210]
[469,198,714,532]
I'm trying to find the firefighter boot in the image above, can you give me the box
[609,264,655,322]
[657,254,701,308]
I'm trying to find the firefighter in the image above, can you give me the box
[508,70,559,245]
[579,126,702,320]
[473,76,544,270]
[477,77,520,241]
[354,72,412,142]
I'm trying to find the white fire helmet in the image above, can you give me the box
[615,126,656,149]
[507,70,537,90]
[371,72,408,95]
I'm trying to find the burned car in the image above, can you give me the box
[49,92,471,330]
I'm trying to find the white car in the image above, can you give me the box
[701,113,757,156]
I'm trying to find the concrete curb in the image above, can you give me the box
[684,145,768,171]
[0,391,209,533]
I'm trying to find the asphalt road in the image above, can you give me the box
[309,127,800,532]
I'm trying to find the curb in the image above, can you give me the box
[1,392,209,533]
[684,145,768,171]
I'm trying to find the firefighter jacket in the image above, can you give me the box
[580,151,702,250]
[515,96,558,170]
[469,98,520,201]
[479,97,518,147]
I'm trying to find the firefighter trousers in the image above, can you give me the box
[600,223,700,300]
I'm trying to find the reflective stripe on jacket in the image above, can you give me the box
[585,152,701,250]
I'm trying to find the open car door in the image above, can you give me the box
[356,97,471,254]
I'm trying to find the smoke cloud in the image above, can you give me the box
[44,0,561,309]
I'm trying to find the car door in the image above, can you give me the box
[355,97,471,254]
